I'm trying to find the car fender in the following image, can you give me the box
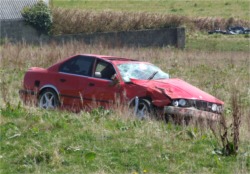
[39,84,60,97]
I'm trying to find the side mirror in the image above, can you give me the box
[110,74,120,86]
[94,72,102,78]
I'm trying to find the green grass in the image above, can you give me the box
[52,0,249,20]
[1,105,249,174]
[49,1,250,52]
[1,0,250,173]
[186,32,250,51]
[0,42,250,173]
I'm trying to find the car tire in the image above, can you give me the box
[135,99,152,120]
[38,89,59,109]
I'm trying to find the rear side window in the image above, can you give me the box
[59,56,95,76]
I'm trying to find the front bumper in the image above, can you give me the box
[164,106,221,121]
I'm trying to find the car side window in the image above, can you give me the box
[59,56,94,76]
[94,60,116,80]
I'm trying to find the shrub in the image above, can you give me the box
[21,0,52,34]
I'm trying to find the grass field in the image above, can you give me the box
[52,0,249,20]
[0,42,250,173]
[186,32,250,51]
[50,1,250,52]
[1,0,250,173]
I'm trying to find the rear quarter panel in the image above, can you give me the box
[23,67,58,92]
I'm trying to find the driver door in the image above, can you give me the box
[81,59,122,109]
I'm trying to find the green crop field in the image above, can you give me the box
[1,0,250,173]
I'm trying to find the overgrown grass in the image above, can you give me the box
[0,42,249,173]
[1,1,249,173]
[1,105,249,173]
[51,8,250,35]
[49,0,250,53]
[51,9,184,35]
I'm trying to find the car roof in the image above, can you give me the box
[48,54,145,71]
[82,54,137,61]
[79,54,142,65]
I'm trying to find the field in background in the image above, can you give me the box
[52,0,249,20]
[50,1,250,51]
[186,32,249,51]
[1,0,250,173]
[0,42,249,173]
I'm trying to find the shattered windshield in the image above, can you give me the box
[117,63,169,82]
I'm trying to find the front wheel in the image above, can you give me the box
[38,89,59,109]
[135,99,152,120]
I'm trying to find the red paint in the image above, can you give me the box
[20,54,224,116]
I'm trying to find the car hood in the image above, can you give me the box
[130,78,224,104]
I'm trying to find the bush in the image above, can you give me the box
[21,0,52,34]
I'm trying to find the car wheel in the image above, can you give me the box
[135,99,152,119]
[39,89,59,109]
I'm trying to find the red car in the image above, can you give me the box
[19,54,224,121]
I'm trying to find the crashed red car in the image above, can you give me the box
[20,54,224,121]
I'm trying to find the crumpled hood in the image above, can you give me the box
[130,78,224,104]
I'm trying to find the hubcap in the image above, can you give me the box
[137,103,149,119]
[39,92,56,109]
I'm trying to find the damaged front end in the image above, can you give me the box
[164,99,223,121]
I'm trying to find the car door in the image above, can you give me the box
[56,55,95,110]
[81,59,122,109]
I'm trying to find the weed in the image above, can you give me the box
[211,88,243,156]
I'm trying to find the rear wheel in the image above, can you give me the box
[39,89,59,109]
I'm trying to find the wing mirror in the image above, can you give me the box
[110,74,120,86]
[94,72,102,78]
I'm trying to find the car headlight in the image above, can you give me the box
[172,100,179,106]
[172,99,187,107]
[211,104,217,112]
[179,99,187,106]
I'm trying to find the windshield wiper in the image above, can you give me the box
[147,71,158,80]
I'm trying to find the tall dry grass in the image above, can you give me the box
[0,41,249,142]
[51,8,250,35]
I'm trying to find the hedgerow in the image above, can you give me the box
[51,8,250,35]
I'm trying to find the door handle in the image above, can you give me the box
[60,79,66,82]
[88,83,95,86]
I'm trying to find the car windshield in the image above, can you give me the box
[117,63,169,82]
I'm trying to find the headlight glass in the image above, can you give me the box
[211,104,217,111]
[172,100,179,106]
[179,99,187,106]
